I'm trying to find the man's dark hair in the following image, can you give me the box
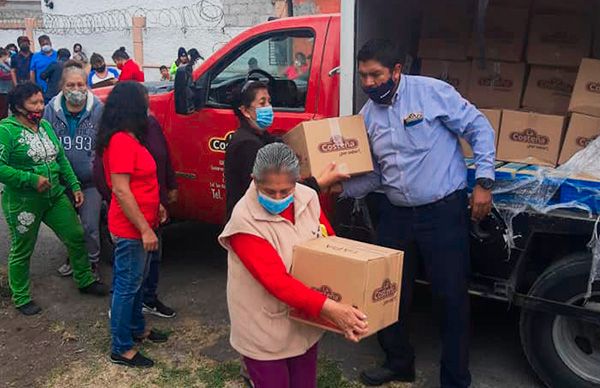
[96,82,149,156]
[57,48,71,60]
[38,34,50,44]
[159,65,168,71]
[17,36,29,46]
[6,43,17,52]
[357,39,404,70]
[8,82,43,113]
[111,46,130,61]
[233,81,269,123]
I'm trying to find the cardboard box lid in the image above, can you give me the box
[294,236,402,262]
[568,58,600,117]
[522,66,578,114]
[468,61,526,109]
[558,113,600,164]
[420,59,471,97]
[468,7,529,61]
[496,109,565,166]
[527,14,591,67]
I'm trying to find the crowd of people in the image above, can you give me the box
[0,32,497,388]
[0,35,202,118]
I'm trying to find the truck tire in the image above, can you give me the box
[519,253,600,387]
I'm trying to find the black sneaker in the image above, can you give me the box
[109,352,154,368]
[79,281,108,296]
[17,301,42,316]
[143,299,176,318]
[134,329,169,343]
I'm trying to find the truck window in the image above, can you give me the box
[207,30,315,111]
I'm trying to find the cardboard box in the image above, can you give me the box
[558,113,600,164]
[468,7,529,62]
[468,61,526,109]
[418,11,471,60]
[522,66,578,115]
[527,14,592,67]
[290,236,403,336]
[283,115,374,178]
[569,58,600,117]
[420,59,471,97]
[532,0,591,15]
[460,109,502,157]
[497,110,565,166]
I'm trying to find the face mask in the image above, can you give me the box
[9,50,16,56]
[21,109,42,125]
[95,64,106,73]
[116,62,123,70]
[41,45,52,53]
[19,44,30,53]
[65,89,87,106]
[255,105,274,130]
[363,76,397,105]
[258,191,294,215]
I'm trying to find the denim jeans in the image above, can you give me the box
[110,237,149,355]
[142,229,162,305]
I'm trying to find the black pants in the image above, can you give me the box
[376,190,471,388]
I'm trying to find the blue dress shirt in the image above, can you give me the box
[343,75,496,207]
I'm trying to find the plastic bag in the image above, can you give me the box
[335,198,377,243]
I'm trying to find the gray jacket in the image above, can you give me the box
[43,90,103,187]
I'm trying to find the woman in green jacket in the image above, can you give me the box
[0,82,107,315]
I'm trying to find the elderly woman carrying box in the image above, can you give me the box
[219,143,368,388]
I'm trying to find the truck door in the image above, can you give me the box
[168,21,331,224]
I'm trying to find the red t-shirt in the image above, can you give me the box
[103,132,159,239]
[119,59,145,82]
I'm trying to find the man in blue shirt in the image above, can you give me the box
[345,39,495,388]
[29,35,57,102]
[10,36,32,86]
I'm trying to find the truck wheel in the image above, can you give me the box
[519,253,600,387]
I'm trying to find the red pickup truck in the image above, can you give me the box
[94,6,600,387]
[95,14,340,225]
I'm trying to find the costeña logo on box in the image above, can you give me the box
[312,285,342,302]
[478,76,513,89]
[537,78,573,93]
[586,82,600,94]
[576,135,600,148]
[318,137,359,153]
[208,131,234,153]
[510,128,550,145]
[372,279,398,302]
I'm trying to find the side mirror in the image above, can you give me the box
[174,68,208,115]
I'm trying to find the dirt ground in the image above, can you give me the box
[0,220,543,388]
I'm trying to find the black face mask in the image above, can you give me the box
[95,65,106,73]
[19,44,30,53]
[362,76,397,105]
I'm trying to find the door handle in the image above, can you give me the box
[328,66,340,77]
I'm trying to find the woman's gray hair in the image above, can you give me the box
[252,143,300,183]
[60,62,88,89]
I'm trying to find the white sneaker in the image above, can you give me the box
[57,263,73,277]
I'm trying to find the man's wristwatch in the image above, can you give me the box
[476,178,494,190]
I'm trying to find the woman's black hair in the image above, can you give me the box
[233,80,268,123]
[96,82,149,156]
[111,46,130,61]
[7,82,43,114]
[187,48,204,66]
[73,43,82,51]
[5,43,17,52]
[90,52,104,67]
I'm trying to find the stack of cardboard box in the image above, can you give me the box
[416,0,600,167]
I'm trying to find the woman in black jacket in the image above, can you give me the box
[224,80,348,219]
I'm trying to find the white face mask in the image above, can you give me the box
[41,45,52,53]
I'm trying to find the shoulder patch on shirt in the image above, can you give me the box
[404,112,424,127]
